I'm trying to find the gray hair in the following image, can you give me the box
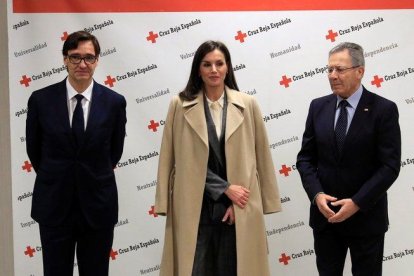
[329,42,365,67]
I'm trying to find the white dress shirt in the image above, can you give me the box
[206,92,224,138]
[66,78,93,130]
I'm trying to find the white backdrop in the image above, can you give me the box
[7,1,414,275]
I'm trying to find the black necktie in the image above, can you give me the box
[335,100,349,153]
[72,94,85,147]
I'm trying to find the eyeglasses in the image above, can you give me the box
[327,66,360,75]
[67,54,97,65]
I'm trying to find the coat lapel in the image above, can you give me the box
[183,93,209,148]
[225,88,245,142]
[182,88,245,148]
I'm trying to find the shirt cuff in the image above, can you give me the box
[312,192,325,205]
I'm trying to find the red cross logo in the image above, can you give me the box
[279,253,291,265]
[22,160,33,172]
[148,120,160,132]
[279,165,292,177]
[24,246,36,258]
[234,30,247,43]
[20,75,32,87]
[148,205,158,217]
[61,31,69,41]
[104,75,116,87]
[325,29,338,42]
[279,75,292,88]
[110,249,118,260]
[371,75,384,88]
[146,31,159,43]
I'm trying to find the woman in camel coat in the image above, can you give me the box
[155,40,281,276]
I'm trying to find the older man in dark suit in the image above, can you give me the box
[26,31,126,276]
[297,42,401,276]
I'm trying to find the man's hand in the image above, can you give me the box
[224,184,250,209]
[222,205,235,225]
[328,199,360,223]
[315,193,338,219]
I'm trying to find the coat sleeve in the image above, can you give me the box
[252,98,282,214]
[26,92,41,172]
[155,97,178,215]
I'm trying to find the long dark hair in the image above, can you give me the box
[179,40,239,101]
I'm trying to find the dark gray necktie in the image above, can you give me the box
[335,100,349,153]
[72,94,85,147]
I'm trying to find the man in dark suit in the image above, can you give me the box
[26,31,126,276]
[296,42,401,276]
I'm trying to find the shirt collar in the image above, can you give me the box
[206,91,225,108]
[66,78,94,102]
[336,84,363,109]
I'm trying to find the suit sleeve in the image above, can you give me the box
[352,101,401,211]
[26,93,41,172]
[296,100,325,202]
[155,97,178,215]
[252,98,281,214]
[110,95,127,167]
[205,168,229,201]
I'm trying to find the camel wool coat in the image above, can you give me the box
[155,88,281,276]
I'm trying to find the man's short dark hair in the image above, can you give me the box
[62,31,101,56]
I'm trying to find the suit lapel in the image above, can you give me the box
[344,89,372,150]
[83,81,103,145]
[322,94,339,158]
[54,79,75,147]
[56,80,71,131]
[203,93,226,167]
[183,93,209,148]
